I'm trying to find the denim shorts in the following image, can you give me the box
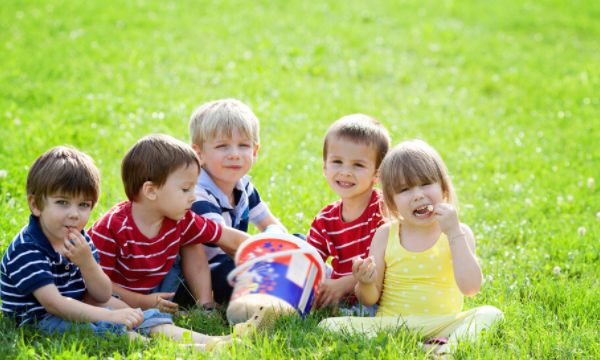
[36,308,173,337]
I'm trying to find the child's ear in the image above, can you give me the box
[142,181,157,201]
[252,144,260,164]
[28,194,42,217]
[191,144,205,166]
[372,170,381,185]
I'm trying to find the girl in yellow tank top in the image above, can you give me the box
[319,140,503,357]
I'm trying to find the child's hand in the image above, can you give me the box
[59,230,94,270]
[142,293,178,313]
[108,308,144,330]
[352,257,377,285]
[433,203,461,237]
[315,278,352,309]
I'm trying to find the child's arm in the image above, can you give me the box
[33,284,143,328]
[433,204,482,296]
[214,226,250,258]
[353,225,388,307]
[180,244,213,305]
[110,282,178,312]
[254,214,287,233]
[315,276,358,308]
[60,230,112,304]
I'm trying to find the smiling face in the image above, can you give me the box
[323,138,380,202]
[28,193,94,246]
[392,182,446,226]
[194,126,258,192]
[155,163,200,221]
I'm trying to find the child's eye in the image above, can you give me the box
[183,188,190,193]
[332,160,342,164]
[400,188,409,193]
[354,163,364,168]
[79,202,91,207]
[57,200,67,205]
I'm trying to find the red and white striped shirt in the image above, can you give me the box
[307,189,384,282]
[89,201,221,293]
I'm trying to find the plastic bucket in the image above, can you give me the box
[226,233,325,324]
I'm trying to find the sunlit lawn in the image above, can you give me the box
[1,0,599,358]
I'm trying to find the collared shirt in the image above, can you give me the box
[90,201,222,293]
[191,170,271,263]
[0,215,99,326]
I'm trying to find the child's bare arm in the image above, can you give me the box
[354,225,388,307]
[33,284,143,328]
[215,226,250,258]
[180,244,213,305]
[59,230,111,303]
[254,213,287,233]
[433,204,482,296]
[111,282,178,312]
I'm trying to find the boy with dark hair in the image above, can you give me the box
[1,146,262,351]
[89,134,257,316]
[307,114,391,316]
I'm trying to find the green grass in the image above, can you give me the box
[1,0,599,358]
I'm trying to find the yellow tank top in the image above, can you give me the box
[376,222,463,317]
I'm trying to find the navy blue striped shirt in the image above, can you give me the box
[0,215,99,326]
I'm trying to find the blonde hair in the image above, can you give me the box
[189,99,260,149]
[27,146,101,211]
[121,134,201,201]
[323,114,391,170]
[380,140,458,222]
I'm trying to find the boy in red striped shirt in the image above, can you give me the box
[89,134,250,314]
[307,114,390,316]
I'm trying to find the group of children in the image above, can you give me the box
[1,99,503,356]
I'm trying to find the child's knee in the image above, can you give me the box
[478,305,504,325]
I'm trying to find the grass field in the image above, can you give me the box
[1,0,599,358]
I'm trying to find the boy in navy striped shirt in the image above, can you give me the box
[0,146,268,351]
[188,99,287,305]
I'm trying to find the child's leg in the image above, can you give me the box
[425,306,504,354]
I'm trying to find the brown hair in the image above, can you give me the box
[26,146,101,211]
[122,134,201,201]
[380,140,458,222]
[323,114,391,170]
[189,99,260,149]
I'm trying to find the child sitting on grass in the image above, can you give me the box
[307,114,391,316]
[0,146,272,352]
[318,140,503,357]
[88,134,251,314]
[188,99,288,306]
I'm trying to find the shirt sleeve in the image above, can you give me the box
[88,218,117,276]
[82,229,100,264]
[247,183,270,224]
[180,210,222,246]
[5,244,54,296]
[306,216,330,262]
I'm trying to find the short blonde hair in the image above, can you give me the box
[122,134,201,201]
[323,114,391,170]
[380,140,458,222]
[189,99,260,149]
[27,146,101,211]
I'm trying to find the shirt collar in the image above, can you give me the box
[197,169,251,211]
[25,214,78,263]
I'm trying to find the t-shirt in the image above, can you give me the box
[191,171,271,266]
[89,201,221,293]
[307,189,384,279]
[0,215,98,326]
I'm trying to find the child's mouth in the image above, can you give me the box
[337,181,354,188]
[413,205,434,218]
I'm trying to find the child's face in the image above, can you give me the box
[154,163,200,221]
[323,138,379,202]
[194,127,258,191]
[392,182,445,226]
[28,193,94,245]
